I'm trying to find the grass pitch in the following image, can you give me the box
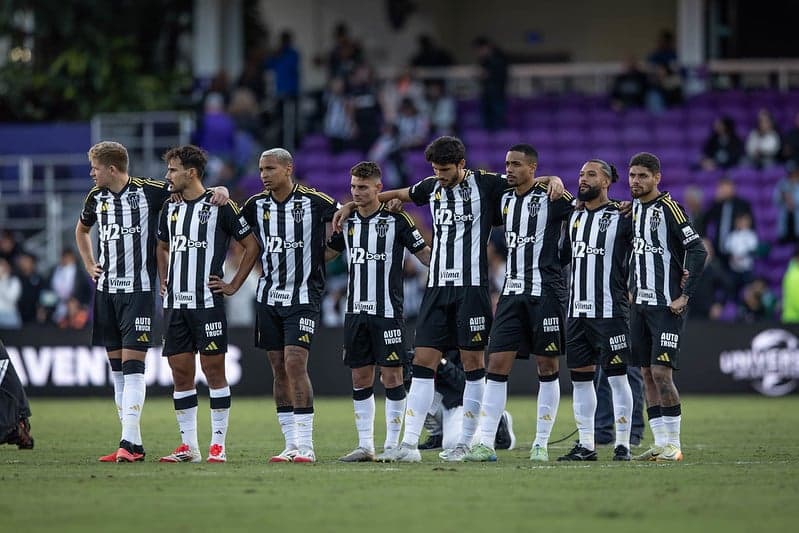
[2,395,798,532]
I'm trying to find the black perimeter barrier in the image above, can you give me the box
[2,321,799,397]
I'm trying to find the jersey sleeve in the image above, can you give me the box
[143,179,170,210]
[157,200,170,242]
[309,189,338,222]
[551,189,576,220]
[79,189,98,227]
[485,172,509,200]
[327,226,346,253]
[397,212,427,254]
[220,201,253,241]
[408,177,436,206]
[662,196,707,297]
[241,195,258,226]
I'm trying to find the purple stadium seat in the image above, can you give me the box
[553,127,590,149]
[727,166,760,185]
[653,124,686,147]
[620,126,653,146]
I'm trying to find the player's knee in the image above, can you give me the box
[535,357,559,375]
[284,350,309,377]
[650,365,673,385]
[380,368,404,389]
[200,358,226,386]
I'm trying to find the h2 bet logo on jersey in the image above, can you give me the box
[264,235,303,253]
[99,224,141,242]
[434,208,473,226]
[350,247,386,264]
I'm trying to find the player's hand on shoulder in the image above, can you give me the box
[618,201,633,217]
[209,186,230,206]
[332,203,354,232]
[386,198,404,213]
[169,192,184,204]
[537,176,564,200]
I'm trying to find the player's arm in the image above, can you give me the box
[414,246,431,266]
[663,198,707,314]
[532,175,565,200]
[75,220,103,282]
[326,228,346,262]
[209,233,260,296]
[156,240,170,297]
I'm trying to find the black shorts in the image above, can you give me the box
[343,314,407,368]
[92,291,154,352]
[415,286,492,350]
[566,317,631,370]
[162,307,227,357]
[487,293,565,357]
[255,304,319,351]
[630,305,684,370]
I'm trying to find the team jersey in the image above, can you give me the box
[565,202,633,318]
[242,184,338,307]
[328,204,427,318]
[79,177,170,293]
[631,192,705,306]
[157,191,252,309]
[499,183,574,297]
[408,169,507,288]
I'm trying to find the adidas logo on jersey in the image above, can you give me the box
[386,352,399,361]
[657,352,671,362]
[545,342,559,352]
[298,333,310,343]
[205,341,219,351]
[137,333,149,343]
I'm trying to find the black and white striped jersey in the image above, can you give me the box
[242,184,338,307]
[631,192,705,306]
[79,177,170,293]
[499,183,574,297]
[408,169,507,288]
[328,205,427,318]
[565,202,632,318]
[157,191,252,309]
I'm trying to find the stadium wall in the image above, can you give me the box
[3,321,798,397]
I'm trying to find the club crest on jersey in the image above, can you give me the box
[598,213,612,232]
[649,210,661,232]
[198,205,211,224]
[126,193,139,210]
[527,196,541,217]
[376,219,389,237]
[292,201,304,223]
[458,183,471,202]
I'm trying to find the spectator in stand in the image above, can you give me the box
[647,63,683,112]
[781,111,799,166]
[746,109,781,169]
[702,176,754,270]
[781,247,799,323]
[380,68,426,124]
[610,58,649,112]
[237,46,268,103]
[701,117,744,171]
[57,297,90,330]
[228,87,264,142]
[265,30,301,147]
[323,77,355,154]
[683,185,705,227]
[410,34,454,68]
[775,162,799,244]
[473,36,508,131]
[0,258,22,329]
[738,278,777,322]
[396,97,430,149]
[322,22,364,83]
[47,248,91,326]
[424,80,457,137]
[0,230,21,264]
[195,92,236,162]
[724,212,759,295]
[15,253,44,325]
[349,64,383,154]
[647,30,678,70]
[689,239,734,320]
[368,123,410,188]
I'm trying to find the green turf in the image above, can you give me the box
[2,395,798,532]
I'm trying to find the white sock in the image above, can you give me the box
[384,397,406,450]
[461,378,485,447]
[478,379,507,448]
[173,389,199,450]
[121,373,145,444]
[534,378,560,448]
[353,392,375,451]
[441,406,463,450]
[608,374,633,449]
[295,411,314,450]
[650,416,667,447]
[111,370,124,424]
[277,410,297,449]
[401,377,435,447]
[572,380,597,450]
[663,415,681,448]
[209,386,231,448]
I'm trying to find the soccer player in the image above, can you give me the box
[0,340,34,449]
[627,152,707,462]
[242,148,339,463]
[75,141,230,462]
[463,144,574,463]
[334,136,563,462]
[327,161,431,462]
[554,160,635,461]
[156,145,259,463]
